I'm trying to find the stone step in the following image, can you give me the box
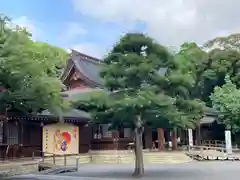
[90,154,191,164]
[42,152,192,165]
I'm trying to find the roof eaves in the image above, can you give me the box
[39,109,91,120]
[200,115,216,124]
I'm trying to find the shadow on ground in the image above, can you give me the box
[60,162,240,180]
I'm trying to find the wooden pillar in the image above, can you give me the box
[15,120,22,145]
[157,128,165,151]
[85,123,92,153]
[20,122,24,145]
[196,124,201,145]
[79,123,92,153]
[171,128,177,150]
[16,121,20,144]
[88,124,93,152]
[112,131,119,150]
[20,122,24,157]
[144,127,152,149]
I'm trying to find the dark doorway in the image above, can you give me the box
[152,128,158,148]
[142,131,146,149]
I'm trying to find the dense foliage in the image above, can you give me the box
[0,15,68,115]
[76,35,205,130]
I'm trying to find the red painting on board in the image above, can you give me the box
[54,130,72,152]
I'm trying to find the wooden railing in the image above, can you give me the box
[188,145,240,153]
[32,150,80,169]
[200,140,225,147]
[180,139,240,148]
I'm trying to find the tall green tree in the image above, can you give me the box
[174,41,240,108]
[0,15,68,115]
[180,36,240,132]
[210,75,240,133]
[75,33,204,177]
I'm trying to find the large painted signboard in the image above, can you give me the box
[42,123,79,155]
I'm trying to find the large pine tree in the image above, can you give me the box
[75,33,205,177]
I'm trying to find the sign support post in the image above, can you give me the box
[188,129,193,152]
[225,130,232,154]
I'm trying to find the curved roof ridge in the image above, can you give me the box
[71,49,102,64]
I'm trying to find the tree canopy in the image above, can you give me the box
[28,41,68,77]
[0,15,68,115]
[76,34,205,129]
[204,33,240,52]
[172,39,240,108]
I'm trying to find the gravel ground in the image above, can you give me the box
[6,161,240,180]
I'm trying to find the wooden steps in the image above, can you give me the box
[144,152,192,164]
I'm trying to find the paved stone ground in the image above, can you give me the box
[64,162,240,179]
[7,161,240,180]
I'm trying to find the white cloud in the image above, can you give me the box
[62,22,87,42]
[12,16,42,40]
[72,0,240,47]
[70,43,107,58]
[61,22,103,58]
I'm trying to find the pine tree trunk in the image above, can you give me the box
[132,116,144,177]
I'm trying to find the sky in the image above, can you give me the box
[1,0,240,58]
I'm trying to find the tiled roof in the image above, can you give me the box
[67,50,169,87]
[72,57,103,86]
